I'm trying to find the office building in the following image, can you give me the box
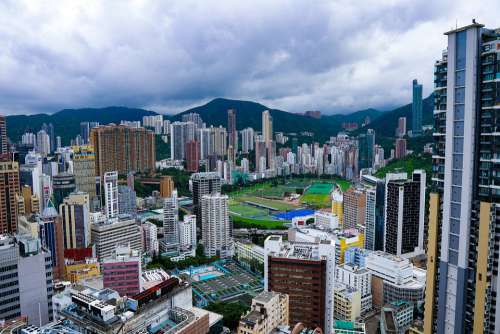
[335,264,372,314]
[333,283,361,322]
[237,291,289,334]
[0,156,19,234]
[201,193,232,258]
[191,172,221,225]
[365,251,425,308]
[102,245,142,296]
[90,124,155,176]
[52,172,76,208]
[384,171,426,258]
[160,175,175,198]
[103,171,118,219]
[117,185,136,216]
[0,115,7,154]
[412,79,423,136]
[361,175,385,251]
[39,202,65,280]
[186,140,201,172]
[424,23,500,334]
[91,215,142,260]
[264,235,336,333]
[59,191,90,249]
[163,190,179,253]
[72,145,96,198]
[343,188,366,230]
[0,235,53,326]
[241,127,254,153]
[358,129,375,169]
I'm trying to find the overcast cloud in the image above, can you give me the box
[0,0,499,115]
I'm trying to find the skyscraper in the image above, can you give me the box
[170,121,196,160]
[227,109,237,159]
[262,110,273,145]
[40,202,65,280]
[163,190,179,253]
[358,129,375,169]
[52,172,76,208]
[361,174,385,251]
[384,171,425,258]
[59,191,90,249]
[424,22,500,334]
[343,187,366,230]
[241,127,254,154]
[185,140,200,172]
[181,112,203,128]
[0,155,19,234]
[90,124,155,176]
[0,115,7,154]
[396,117,407,137]
[72,145,97,198]
[36,129,50,157]
[412,79,423,136]
[118,185,137,216]
[201,193,232,258]
[191,172,221,225]
[103,171,118,219]
[394,138,407,159]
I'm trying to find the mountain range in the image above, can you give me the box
[5,95,433,146]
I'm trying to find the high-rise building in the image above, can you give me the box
[0,235,53,326]
[361,175,385,251]
[201,193,232,258]
[103,171,118,219]
[118,185,137,216]
[52,172,76,208]
[102,245,141,296]
[163,190,179,253]
[90,124,155,176]
[262,110,273,145]
[36,129,50,157]
[343,187,366,230]
[185,140,200,172]
[159,175,174,198]
[264,235,336,333]
[59,191,90,249]
[335,264,372,314]
[424,23,500,334]
[191,172,221,225]
[91,215,142,260]
[179,215,197,253]
[141,222,159,255]
[72,145,96,198]
[412,79,423,136]
[40,202,65,280]
[396,117,407,137]
[358,129,375,169]
[241,127,254,154]
[384,171,425,258]
[0,115,7,154]
[227,109,237,158]
[255,137,267,172]
[394,138,407,159]
[171,121,197,161]
[181,112,203,128]
[237,291,289,334]
[0,155,19,234]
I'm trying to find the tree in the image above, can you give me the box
[205,302,250,330]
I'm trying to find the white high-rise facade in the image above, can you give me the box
[163,190,179,252]
[103,171,118,219]
[179,215,196,253]
[201,193,232,258]
[241,127,254,153]
[36,130,50,156]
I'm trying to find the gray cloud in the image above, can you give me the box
[0,0,498,115]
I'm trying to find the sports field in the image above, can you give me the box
[228,177,352,228]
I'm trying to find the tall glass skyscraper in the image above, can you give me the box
[412,79,423,136]
[424,22,500,334]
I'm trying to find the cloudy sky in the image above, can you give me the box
[1,0,499,116]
